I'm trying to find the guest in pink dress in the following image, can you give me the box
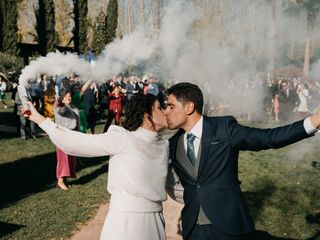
[54,89,80,190]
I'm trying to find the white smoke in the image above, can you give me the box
[19,0,320,118]
[92,29,158,81]
[19,28,157,85]
[19,51,90,84]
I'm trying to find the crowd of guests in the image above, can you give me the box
[210,75,320,124]
[2,71,320,189]
[9,73,166,190]
[3,73,320,136]
[11,73,166,139]
[265,76,320,123]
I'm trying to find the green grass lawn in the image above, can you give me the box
[0,94,109,239]
[0,93,320,239]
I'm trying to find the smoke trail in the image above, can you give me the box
[19,51,90,85]
[91,28,157,81]
[19,29,157,84]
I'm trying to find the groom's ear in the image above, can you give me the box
[185,102,196,115]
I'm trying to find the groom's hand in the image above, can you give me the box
[310,108,320,130]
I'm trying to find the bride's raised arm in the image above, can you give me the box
[24,101,127,158]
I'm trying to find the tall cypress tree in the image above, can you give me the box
[92,9,107,55]
[0,2,3,51]
[3,0,19,55]
[37,0,56,55]
[75,0,88,54]
[106,0,118,44]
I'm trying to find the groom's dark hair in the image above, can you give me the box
[167,82,203,114]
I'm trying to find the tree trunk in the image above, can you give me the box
[115,0,124,38]
[268,0,277,76]
[218,0,224,47]
[128,0,133,33]
[140,0,145,28]
[250,3,256,55]
[303,34,310,77]
[154,0,160,30]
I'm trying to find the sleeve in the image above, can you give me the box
[303,117,318,135]
[227,116,312,151]
[39,118,127,157]
[166,164,184,204]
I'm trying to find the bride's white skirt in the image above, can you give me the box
[99,209,166,240]
[99,193,166,240]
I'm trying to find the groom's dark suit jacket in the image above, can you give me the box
[169,115,311,239]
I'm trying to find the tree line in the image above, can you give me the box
[0,0,118,70]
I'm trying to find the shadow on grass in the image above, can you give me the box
[71,163,109,185]
[0,111,19,139]
[0,110,49,140]
[306,212,320,225]
[244,178,277,221]
[0,221,25,238]
[252,230,295,240]
[0,152,108,209]
[306,232,320,240]
[252,230,320,240]
[243,179,320,240]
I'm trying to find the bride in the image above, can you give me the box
[24,93,170,240]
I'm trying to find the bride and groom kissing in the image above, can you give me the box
[24,82,320,240]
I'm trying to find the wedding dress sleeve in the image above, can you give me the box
[39,118,127,157]
[166,164,184,204]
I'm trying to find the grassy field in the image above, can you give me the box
[0,95,109,240]
[0,93,320,239]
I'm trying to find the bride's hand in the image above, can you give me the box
[21,102,46,125]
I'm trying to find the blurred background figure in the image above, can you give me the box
[54,89,80,190]
[103,85,124,133]
[98,79,112,120]
[296,82,311,119]
[71,77,91,133]
[15,87,36,139]
[0,73,8,109]
[277,80,298,123]
[83,82,98,134]
[43,81,56,120]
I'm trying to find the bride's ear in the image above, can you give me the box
[142,112,154,130]
[142,112,151,124]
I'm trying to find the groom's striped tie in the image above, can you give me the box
[186,133,196,166]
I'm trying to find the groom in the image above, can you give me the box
[165,82,320,240]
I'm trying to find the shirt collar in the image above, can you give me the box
[188,116,203,139]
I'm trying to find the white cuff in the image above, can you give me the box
[303,117,318,135]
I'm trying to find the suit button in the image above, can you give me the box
[196,183,200,189]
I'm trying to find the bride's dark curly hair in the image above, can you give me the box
[123,93,158,131]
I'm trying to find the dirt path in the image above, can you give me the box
[70,197,183,240]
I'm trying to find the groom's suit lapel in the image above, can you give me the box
[171,129,199,182]
[171,129,189,174]
[171,117,219,181]
[198,116,217,180]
